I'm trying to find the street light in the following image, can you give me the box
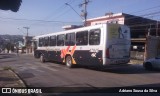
[17,28,26,35]
[23,27,30,37]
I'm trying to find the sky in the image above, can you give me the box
[0,0,160,36]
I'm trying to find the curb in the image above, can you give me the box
[9,69,35,96]
[129,59,143,65]
[9,69,26,87]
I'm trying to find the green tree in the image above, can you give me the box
[5,42,14,53]
[5,42,11,53]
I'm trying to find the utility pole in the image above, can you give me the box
[23,27,30,53]
[156,21,159,36]
[23,27,29,37]
[148,24,151,36]
[80,0,90,26]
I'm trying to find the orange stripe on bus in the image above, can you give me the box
[71,45,76,56]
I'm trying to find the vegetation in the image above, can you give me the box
[3,66,12,70]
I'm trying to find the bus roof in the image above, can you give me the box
[34,23,124,38]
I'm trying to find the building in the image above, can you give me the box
[23,36,33,53]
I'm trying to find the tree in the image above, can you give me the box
[5,42,11,53]
[5,42,15,53]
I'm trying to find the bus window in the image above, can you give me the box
[50,35,56,46]
[33,41,37,50]
[89,29,101,45]
[57,34,65,46]
[39,38,43,47]
[44,37,49,46]
[65,33,75,46]
[76,31,88,45]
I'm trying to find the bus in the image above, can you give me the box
[33,23,131,68]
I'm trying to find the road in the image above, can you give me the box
[0,53,160,94]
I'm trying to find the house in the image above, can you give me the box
[23,36,33,53]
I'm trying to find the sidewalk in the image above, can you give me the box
[129,59,143,65]
[0,68,26,87]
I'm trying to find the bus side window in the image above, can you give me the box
[39,38,43,47]
[44,37,49,46]
[33,41,37,50]
[50,35,56,46]
[76,31,88,45]
[57,34,65,46]
[65,33,75,46]
[89,29,101,45]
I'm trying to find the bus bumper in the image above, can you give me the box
[103,58,130,66]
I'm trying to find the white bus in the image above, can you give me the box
[33,23,131,68]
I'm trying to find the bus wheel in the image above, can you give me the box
[40,55,45,63]
[65,56,73,68]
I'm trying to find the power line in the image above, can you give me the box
[65,3,84,20]
[0,16,81,23]
[43,0,75,20]
[125,10,160,21]
[46,7,74,22]
[29,8,72,27]
[43,8,71,22]
[0,11,159,28]
[120,13,160,26]
[17,28,26,35]
[129,20,160,28]
[98,10,160,27]
[130,5,160,14]
[131,27,160,30]
[30,0,77,27]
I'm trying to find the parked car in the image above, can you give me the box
[143,56,160,70]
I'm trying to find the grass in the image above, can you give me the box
[3,66,13,70]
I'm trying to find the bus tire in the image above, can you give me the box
[65,56,74,68]
[40,55,45,63]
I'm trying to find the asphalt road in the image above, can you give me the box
[0,53,160,95]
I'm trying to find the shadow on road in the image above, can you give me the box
[46,61,160,74]
[18,72,35,79]
[0,55,13,59]
[0,53,17,59]
[81,65,160,74]
[0,59,18,63]
[0,77,18,81]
